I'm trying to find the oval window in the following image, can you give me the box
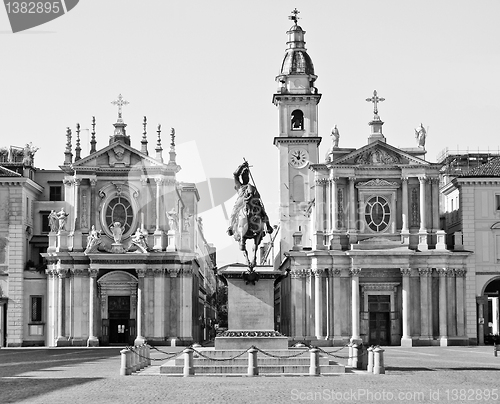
[365,196,390,232]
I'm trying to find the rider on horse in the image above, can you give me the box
[227,161,273,268]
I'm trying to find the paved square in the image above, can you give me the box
[1,346,499,403]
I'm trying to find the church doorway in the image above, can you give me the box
[108,296,130,344]
[482,278,500,344]
[368,295,391,346]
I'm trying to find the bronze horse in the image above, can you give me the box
[227,161,273,269]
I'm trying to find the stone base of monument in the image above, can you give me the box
[111,243,126,253]
[214,264,288,350]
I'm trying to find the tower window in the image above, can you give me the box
[291,110,304,131]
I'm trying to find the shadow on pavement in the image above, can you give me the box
[0,377,102,403]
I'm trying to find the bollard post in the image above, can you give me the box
[351,343,359,369]
[367,346,374,373]
[130,346,137,372]
[120,349,131,376]
[494,344,498,357]
[146,344,151,366]
[357,344,365,370]
[247,347,259,376]
[309,347,320,376]
[138,345,144,370]
[183,348,194,377]
[373,346,385,375]
[347,342,353,367]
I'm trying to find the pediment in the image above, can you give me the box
[330,141,429,166]
[98,270,138,285]
[70,141,169,170]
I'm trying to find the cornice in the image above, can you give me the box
[273,137,322,146]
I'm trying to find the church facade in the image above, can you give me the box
[0,103,217,347]
[273,14,471,346]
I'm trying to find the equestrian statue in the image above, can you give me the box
[227,160,273,270]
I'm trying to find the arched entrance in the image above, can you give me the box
[97,271,138,345]
[481,278,500,344]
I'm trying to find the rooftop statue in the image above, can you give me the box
[415,123,427,148]
[131,227,149,253]
[56,207,69,232]
[84,225,102,254]
[227,160,273,270]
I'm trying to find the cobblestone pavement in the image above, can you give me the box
[1,345,500,403]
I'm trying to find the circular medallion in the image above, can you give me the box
[289,148,309,168]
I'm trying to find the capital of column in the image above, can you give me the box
[71,267,84,276]
[63,178,74,187]
[154,177,163,186]
[140,176,148,186]
[436,268,449,277]
[400,267,411,277]
[90,178,97,187]
[153,268,164,277]
[312,268,325,278]
[330,175,340,182]
[290,268,308,278]
[418,175,427,183]
[89,268,98,278]
[136,268,147,278]
[180,267,193,277]
[315,178,329,186]
[401,176,409,183]
[348,176,356,183]
[454,268,467,277]
[328,268,342,277]
[74,178,81,187]
[57,268,69,278]
[168,267,181,277]
[350,268,361,277]
[418,268,432,277]
[45,268,57,277]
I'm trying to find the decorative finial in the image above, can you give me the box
[141,116,148,155]
[64,127,73,165]
[170,128,175,149]
[288,8,300,24]
[90,116,96,154]
[75,123,81,161]
[366,90,385,117]
[155,124,163,163]
[111,94,129,123]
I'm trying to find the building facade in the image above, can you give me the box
[0,106,217,347]
[441,156,500,344]
[273,14,471,346]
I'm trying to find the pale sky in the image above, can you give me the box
[1,1,499,266]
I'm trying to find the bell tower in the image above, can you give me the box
[273,9,322,255]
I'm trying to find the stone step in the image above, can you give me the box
[160,364,345,375]
[173,357,332,366]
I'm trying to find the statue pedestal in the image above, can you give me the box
[48,233,57,253]
[153,230,165,251]
[215,264,288,350]
[166,230,176,252]
[111,243,126,253]
[56,231,69,252]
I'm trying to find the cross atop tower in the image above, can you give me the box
[288,8,300,24]
[366,90,385,116]
[111,94,129,122]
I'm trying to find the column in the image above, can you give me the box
[290,270,304,339]
[305,270,315,338]
[135,268,146,345]
[180,267,193,343]
[455,269,466,338]
[348,177,357,234]
[437,268,448,346]
[350,268,361,342]
[401,268,412,346]
[140,176,148,227]
[47,268,58,346]
[153,177,165,251]
[313,177,326,250]
[90,178,96,227]
[401,177,409,242]
[153,268,164,339]
[55,269,67,345]
[418,176,428,250]
[431,178,440,232]
[418,268,432,341]
[87,268,99,346]
[330,177,338,231]
[313,268,325,340]
[332,269,342,341]
[325,180,331,235]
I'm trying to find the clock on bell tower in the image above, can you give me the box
[273,9,322,254]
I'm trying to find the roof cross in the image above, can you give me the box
[111,94,129,122]
[366,90,385,115]
[288,8,300,24]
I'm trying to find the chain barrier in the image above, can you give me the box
[128,345,182,362]
[191,347,250,362]
[315,345,368,360]
[253,345,309,359]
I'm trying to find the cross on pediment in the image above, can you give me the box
[366,90,385,115]
[111,94,129,122]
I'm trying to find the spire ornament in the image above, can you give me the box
[75,123,81,161]
[64,127,73,165]
[141,116,148,155]
[155,124,163,162]
[90,116,96,154]
[111,94,129,123]
[288,8,300,24]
